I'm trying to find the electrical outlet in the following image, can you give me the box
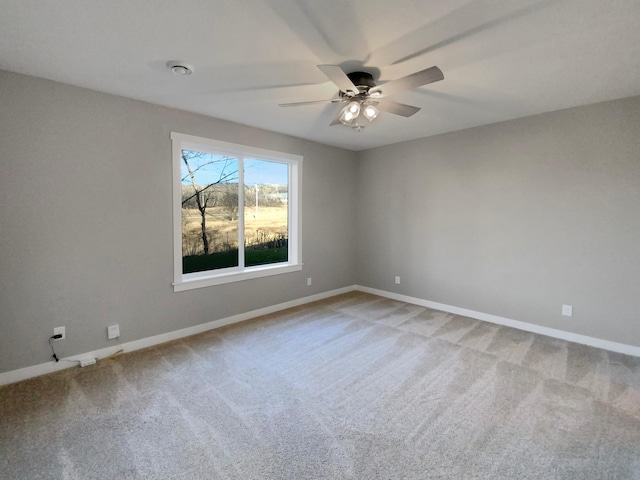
[307,277,312,286]
[562,305,573,317]
[53,326,65,340]
[395,276,401,285]
[107,324,120,339]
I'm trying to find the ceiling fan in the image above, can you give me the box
[279,64,444,131]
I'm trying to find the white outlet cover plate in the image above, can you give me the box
[53,326,65,340]
[562,305,573,317]
[107,324,120,339]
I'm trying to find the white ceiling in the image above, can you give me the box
[2,0,640,151]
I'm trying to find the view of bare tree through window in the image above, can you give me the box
[181,150,289,274]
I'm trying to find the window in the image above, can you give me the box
[171,132,302,291]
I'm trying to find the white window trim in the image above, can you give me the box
[171,132,302,292]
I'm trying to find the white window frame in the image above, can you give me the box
[171,132,302,292]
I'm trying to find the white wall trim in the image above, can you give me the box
[355,285,640,358]
[4,284,638,386]
[0,285,355,387]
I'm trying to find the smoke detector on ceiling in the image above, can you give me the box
[167,61,193,76]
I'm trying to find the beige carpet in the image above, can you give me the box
[2,292,640,479]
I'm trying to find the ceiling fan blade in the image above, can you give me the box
[329,114,343,126]
[317,65,359,94]
[279,99,344,107]
[375,99,421,117]
[369,66,443,97]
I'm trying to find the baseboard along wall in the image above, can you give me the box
[0,286,353,387]
[2,284,639,386]
[356,285,640,358]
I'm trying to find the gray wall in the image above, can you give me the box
[356,96,640,347]
[2,69,639,375]
[0,71,358,373]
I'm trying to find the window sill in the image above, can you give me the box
[173,263,303,292]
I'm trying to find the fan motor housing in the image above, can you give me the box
[346,71,375,91]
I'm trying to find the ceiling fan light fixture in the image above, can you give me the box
[363,104,379,122]
[340,110,355,124]
[280,64,444,131]
[339,101,361,125]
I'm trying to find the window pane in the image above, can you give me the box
[243,158,289,267]
[181,150,239,273]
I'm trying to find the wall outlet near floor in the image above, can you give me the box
[107,324,120,339]
[53,326,65,340]
[307,277,312,286]
[562,305,573,317]
[395,276,401,285]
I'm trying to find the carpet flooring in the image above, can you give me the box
[2,291,640,479]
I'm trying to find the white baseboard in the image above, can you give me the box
[0,285,356,387]
[4,284,638,386]
[355,285,640,358]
